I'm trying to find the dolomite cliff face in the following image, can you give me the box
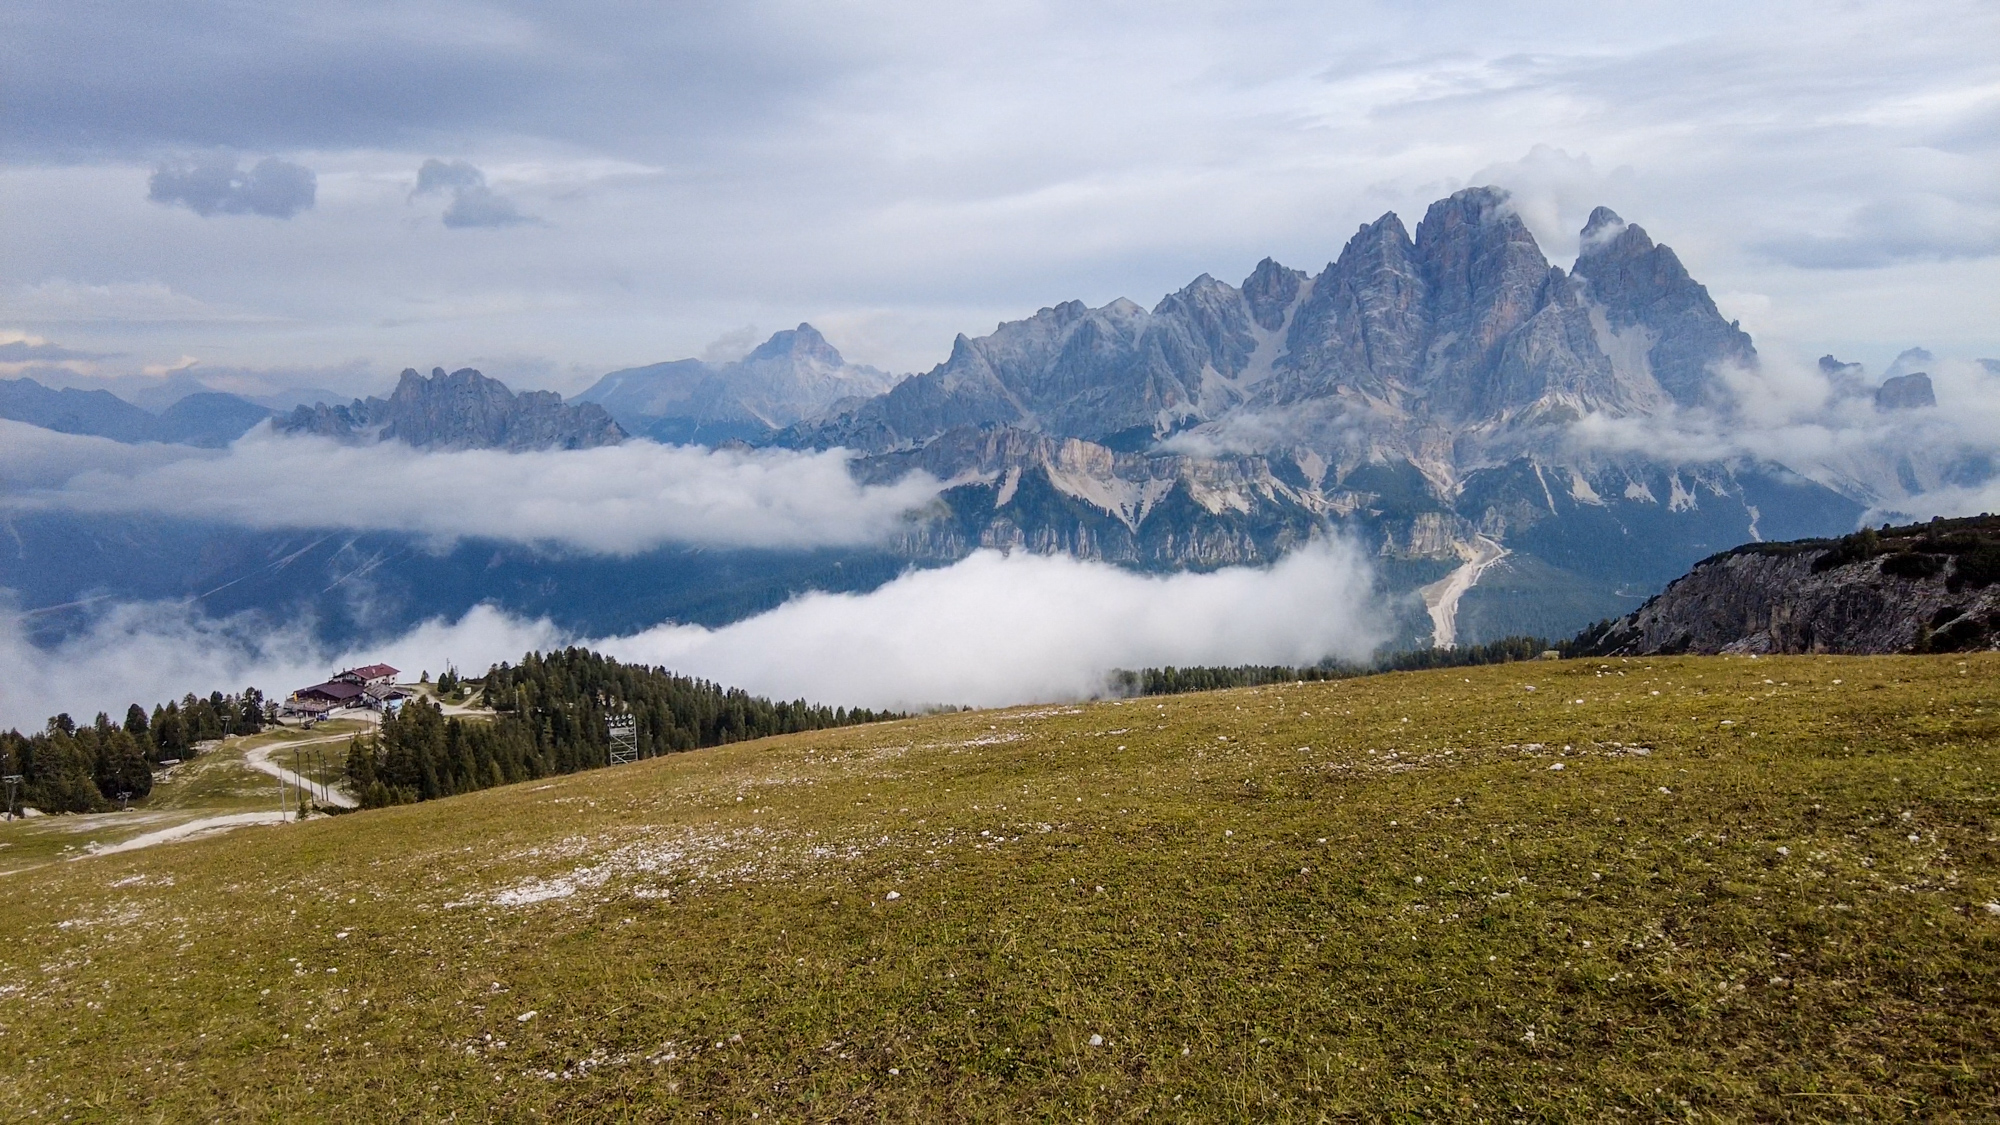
[763,186,1876,644]
[1576,516,2000,656]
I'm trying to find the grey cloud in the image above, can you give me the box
[0,339,113,362]
[414,158,485,195]
[1758,196,2000,269]
[1,3,848,161]
[701,325,763,364]
[147,153,316,218]
[444,185,531,228]
[413,158,535,228]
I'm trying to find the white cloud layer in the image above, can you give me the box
[599,541,1386,710]
[0,541,1385,726]
[1566,354,2000,514]
[0,421,944,553]
[0,601,558,729]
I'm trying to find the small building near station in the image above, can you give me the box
[280,664,407,720]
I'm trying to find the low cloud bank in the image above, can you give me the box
[601,540,1386,710]
[1568,354,2000,516]
[0,541,1385,726]
[0,422,943,554]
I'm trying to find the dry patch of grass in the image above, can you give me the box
[1,655,1998,1120]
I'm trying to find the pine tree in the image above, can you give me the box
[153,704,188,761]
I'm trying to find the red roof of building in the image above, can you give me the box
[346,664,400,680]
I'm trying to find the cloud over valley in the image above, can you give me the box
[0,543,1386,726]
[0,421,944,554]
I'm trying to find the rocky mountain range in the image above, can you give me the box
[5,185,1984,655]
[1574,515,2000,656]
[578,323,898,445]
[277,366,626,452]
[754,187,1905,642]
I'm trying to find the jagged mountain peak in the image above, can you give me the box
[1415,186,1535,251]
[392,366,505,400]
[1569,204,1755,408]
[787,184,1763,482]
[1241,257,1307,332]
[744,323,845,367]
[1578,205,1630,250]
[1343,211,1416,255]
[1159,272,1228,304]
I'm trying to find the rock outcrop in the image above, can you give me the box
[278,367,626,451]
[1875,372,1936,411]
[1575,516,2000,656]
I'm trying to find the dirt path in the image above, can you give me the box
[1419,535,1509,649]
[86,811,295,856]
[245,731,361,809]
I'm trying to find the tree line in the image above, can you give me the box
[0,690,270,813]
[1107,635,1560,697]
[345,647,901,808]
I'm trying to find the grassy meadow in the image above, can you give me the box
[2,654,1997,1120]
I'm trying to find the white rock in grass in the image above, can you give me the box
[1984,903,2000,915]
[885,891,901,901]
[1088,1034,1104,1047]
[517,1011,538,1023]
[1548,763,1565,771]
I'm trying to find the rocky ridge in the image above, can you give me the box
[1575,515,2000,656]
[278,367,625,452]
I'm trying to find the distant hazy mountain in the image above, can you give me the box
[0,376,272,448]
[277,367,626,452]
[578,324,899,445]
[155,392,277,447]
[0,377,163,442]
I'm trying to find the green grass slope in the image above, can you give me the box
[3,654,1999,1120]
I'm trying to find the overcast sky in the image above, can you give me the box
[2,0,1996,400]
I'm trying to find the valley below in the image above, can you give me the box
[3,653,1996,1119]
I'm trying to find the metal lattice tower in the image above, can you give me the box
[607,714,639,766]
